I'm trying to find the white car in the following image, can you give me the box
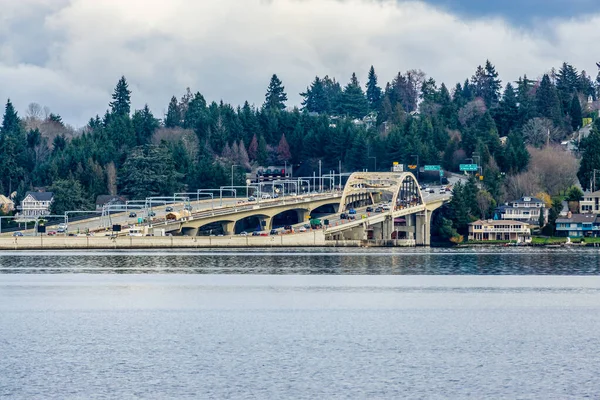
[439,188,446,194]
[261,194,271,199]
[382,204,391,211]
[298,226,307,232]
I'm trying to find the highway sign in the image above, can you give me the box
[392,163,404,172]
[439,170,444,177]
[424,165,441,171]
[459,164,478,172]
[408,165,417,170]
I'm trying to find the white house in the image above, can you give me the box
[494,196,547,226]
[18,191,54,218]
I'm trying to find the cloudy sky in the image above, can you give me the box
[1,0,599,126]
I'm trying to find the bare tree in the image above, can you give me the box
[476,190,494,219]
[458,98,486,126]
[106,162,117,195]
[26,102,43,119]
[522,117,563,148]
[528,145,579,195]
[504,170,542,200]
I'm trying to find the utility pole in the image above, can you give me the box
[338,160,342,190]
[231,164,239,190]
[411,154,419,181]
[318,160,322,193]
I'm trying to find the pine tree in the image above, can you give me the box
[277,134,291,162]
[263,74,287,111]
[0,99,27,194]
[569,93,582,131]
[257,135,268,165]
[495,83,518,137]
[132,104,159,145]
[339,73,369,119]
[535,74,563,127]
[578,128,600,190]
[365,66,382,112]
[301,76,330,114]
[556,62,579,112]
[164,96,181,128]
[109,76,131,116]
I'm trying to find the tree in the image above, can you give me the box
[569,93,582,131]
[476,189,494,219]
[339,73,369,119]
[0,99,27,194]
[529,145,579,195]
[109,76,131,116]
[471,60,502,107]
[49,178,92,215]
[264,74,287,111]
[521,117,562,148]
[277,134,291,162]
[132,105,159,145]
[164,96,181,128]
[257,135,268,165]
[365,66,382,111]
[535,74,563,127]
[248,134,258,161]
[118,144,184,199]
[578,128,600,190]
[301,76,330,114]
[565,186,583,201]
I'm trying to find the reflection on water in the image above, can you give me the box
[1,247,600,275]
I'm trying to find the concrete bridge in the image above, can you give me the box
[162,193,342,236]
[325,172,450,245]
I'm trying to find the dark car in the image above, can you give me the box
[165,206,173,212]
[12,232,23,237]
[129,212,137,218]
[375,207,383,213]
[348,215,356,220]
[340,213,348,219]
[148,211,156,217]
[348,208,356,215]
[248,196,256,202]
[270,229,279,235]
[366,206,373,212]
[252,231,261,236]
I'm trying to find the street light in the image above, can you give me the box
[410,154,419,181]
[231,164,239,190]
[369,156,377,172]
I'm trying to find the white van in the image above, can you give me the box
[261,193,271,199]
[128,228,143,237]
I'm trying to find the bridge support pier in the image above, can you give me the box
[415,210,431,246]
[222,221,236,235]
[181,227,199,236]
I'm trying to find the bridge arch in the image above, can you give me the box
[339,172,424,211]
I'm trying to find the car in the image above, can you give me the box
[366,206,373,212]
[252,231,261,236]
[148,211,156,217]
[57,224,67,233]
[273,194,279,199]
[240,231,248,236]
[382,204,390,211]
[165,206,173,212]
[283,225,293,231]
[47,231,57,236]
[269,229,279,235]
[429,188,435,193]
[348,215,356,220]
[298,226,307,232]
[261,194,271,199]
[12,232,23,237]
[304,224,311,229]
[129,212,137,218]
[348,208,356,215]
[260,232,269,236]
[184,205,193,212]
[439,188,446,194]
[374,207,383,213]
[248,196,256,202]
[288,192,297,196]
[340,213,348,219]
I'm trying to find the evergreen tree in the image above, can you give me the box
[263,74,287,111]
[301,76,330,114]
[109,76,131,116]
[536,74,563,127]
[578,128,600,190]
[164,96,181,128]
[345,133,367,170]
[569,93,582,131]
[0,99,27,194]
[365,66,382,111]
[494,83,518,137]
[556,62,579,112]
[471,60,501,107]
[248,133,259,161]
[49,178,92,214]
[339,73,369,119]
[132,104,159,145]
[257,135,268,165]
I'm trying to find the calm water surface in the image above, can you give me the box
[1,248,600,399]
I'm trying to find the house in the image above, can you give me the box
[468,219,531,242]
[18,191,54,218]
[555,212,600,237]
[95,195,127,210]
[0,195,14,213]
[494,196,547,226]
[579,190,600,213]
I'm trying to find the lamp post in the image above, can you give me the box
[369,156,377,172]
[411,154,419,181]
[318,160,322,193]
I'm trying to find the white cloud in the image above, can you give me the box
[0,0,599,126]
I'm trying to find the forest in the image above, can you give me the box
[1,60,600,238]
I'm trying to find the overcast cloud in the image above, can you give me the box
[1,0,599,126]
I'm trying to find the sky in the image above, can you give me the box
[1,0,599,127]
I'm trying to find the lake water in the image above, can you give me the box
[1,248,600,399]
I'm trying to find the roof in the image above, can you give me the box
[0,195,13,204]
[470,219,529,226]
[513,196,544,204]
[556,214,600,224]
[95,195,127,206]
[25,191,54,201]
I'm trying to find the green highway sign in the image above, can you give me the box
[460,164,478,172]
[424,165,441,171]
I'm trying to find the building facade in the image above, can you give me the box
[468,220,531,242]
[494,196,547,226]
[555,213,600,237]
[18,192,54,218]
[580,190,600,213]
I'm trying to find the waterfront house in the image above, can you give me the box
[579,190,600,213]
[0,195,14,213]
[18,191,54,218]
[555,212,600,237]
[468,220,531,242]
[494,196,547,226]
